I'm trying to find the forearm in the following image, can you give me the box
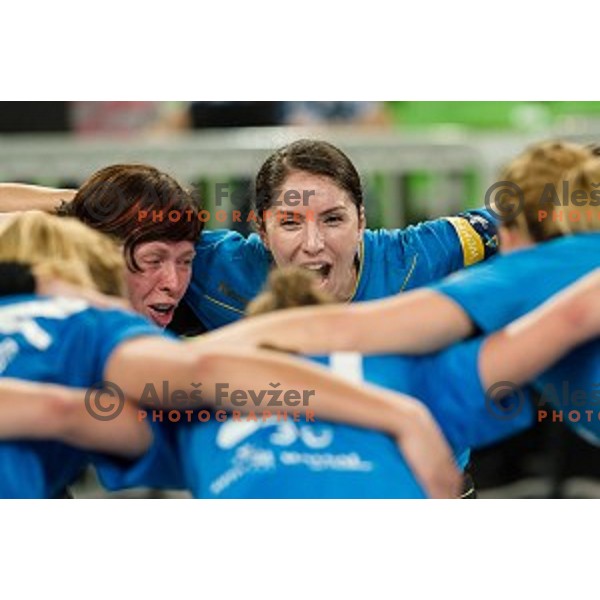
[0,184,75,213]
[57,398,152,459]
[108,337,418,435]
[0,379,71,438]
[0,379,151,459]
[200,348,462,498]
[203,289,473,355]
[197,347,423,435]
[106,339,462,498]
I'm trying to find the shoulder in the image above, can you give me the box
[196,229,267,259]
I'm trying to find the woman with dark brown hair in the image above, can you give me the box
[1,164,202,328]
[0,139,498,331]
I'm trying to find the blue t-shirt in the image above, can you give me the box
[173,341,532,498]
[432,232,600,443]
[0,295,162,498]
[185,210,498,330]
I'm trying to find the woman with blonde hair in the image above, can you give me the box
[0,211,126,297]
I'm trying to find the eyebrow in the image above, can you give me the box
[138,247,196,258]
[277,205,348,219]
[319,206,348,216]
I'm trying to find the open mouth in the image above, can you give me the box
[301,263,332,282]
[147,303,176,327]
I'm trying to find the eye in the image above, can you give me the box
[140,256,162,267]
[324,214,344,225]
[280,218,301,230]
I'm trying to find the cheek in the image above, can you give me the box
[328,229,360,264]
[124,271,153,310]
[264,229,298,264]
[177,268,193,294]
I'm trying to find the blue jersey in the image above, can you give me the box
[174,341,531,499]
[185,211,498,330]
[0,295,162,498]
[432,232,600,443]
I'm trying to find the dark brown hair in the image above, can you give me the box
[58,164,202,271]
[254,139,363,230]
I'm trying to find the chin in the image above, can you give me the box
[139,306,171,329]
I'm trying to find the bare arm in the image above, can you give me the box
[479,269,600,391]
[0,184,76,213]
[0,333,462,497]
[202,288,474,355]
[106,337,461,498]
[0,379,151,458]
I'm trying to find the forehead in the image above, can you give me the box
[280,171,354,212]
[135,240,196,256]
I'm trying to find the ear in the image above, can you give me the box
[357,205,366,236]
[258,221,270,250]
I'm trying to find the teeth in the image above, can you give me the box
[150,304,174,313]
[304,264,326,270]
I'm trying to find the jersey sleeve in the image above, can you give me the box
[57,307,167,386]
[423,338,534,449]
[430,258,521,331]
[184,229,271,330]
[443,208,499,266]
[430,235,600,333]
[393,208,499,285]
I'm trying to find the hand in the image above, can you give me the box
[395,400,462,499]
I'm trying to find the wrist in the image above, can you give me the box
[380,391,426,437]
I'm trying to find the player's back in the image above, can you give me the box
[0,294,159,498]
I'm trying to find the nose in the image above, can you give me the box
[301,221,325,255]
[157,261,181,294]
